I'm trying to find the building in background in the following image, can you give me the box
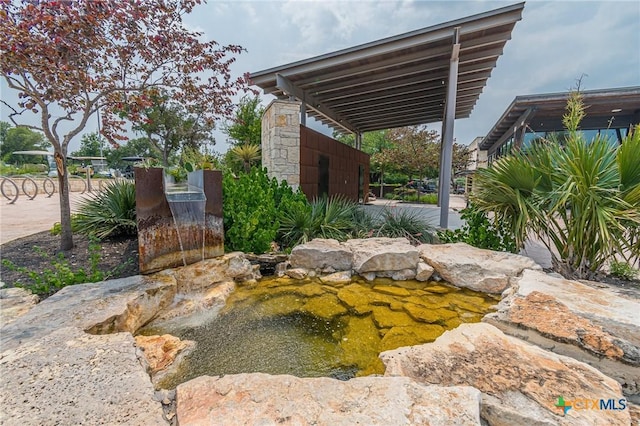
[478,87,640,166]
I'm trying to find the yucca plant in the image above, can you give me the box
[73,180,137,239]
[473,91,640,279]
[230,143,261,173]
[372,207,437,244]
[278,195,359,248]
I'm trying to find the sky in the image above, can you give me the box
[1,0,639,154]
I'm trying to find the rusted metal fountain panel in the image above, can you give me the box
[135,167,224,274]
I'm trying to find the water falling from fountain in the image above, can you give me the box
[164,170,207,266]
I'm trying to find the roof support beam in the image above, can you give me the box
[439,28,460,229]
[275,73,359,134]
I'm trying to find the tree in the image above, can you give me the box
[0,122,50,162]
[383,126,441,180]
[126,91,215,166]
[1,0,250,250]
[70,132,103,158]
[104,137,162,170]
[222,95,265,147]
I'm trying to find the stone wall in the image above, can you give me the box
[261,99,301,189]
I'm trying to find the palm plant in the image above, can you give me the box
[73,180,137,239]
[473,91,640,279]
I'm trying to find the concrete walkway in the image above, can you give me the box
[0,192,90,245]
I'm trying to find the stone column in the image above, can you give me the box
[261,99,301,189]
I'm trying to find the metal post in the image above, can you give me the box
[300,99,307,126]
[355,132,362,150]
[439,28,460,229]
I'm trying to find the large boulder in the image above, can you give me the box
[176,373,482,425]
[345,237,419,274]
[418,243,541,293]
[1,275,176,350]
[0,287,39,326]
[485,269,640,402]
[159,252,259,293]
[381,323,630,426]
[289,238,353,271]
[0,327,166,425]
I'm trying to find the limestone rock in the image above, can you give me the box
[1,275,176,350]
[485,269,640,401]
[285,267,308,279]
[418,243,541,293]
[415,261,435,281]
[176,373,482,425]
[345,237,419,273]
[162,252,259,293]
[320,270,352,284]
[135,334,195,374]
[0,327,165,425]
[289,238,353,271]
[0,287,39,326]
[151,280,235,323]
[381,323,630,426]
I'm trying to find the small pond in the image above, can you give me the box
[138,275,499,389]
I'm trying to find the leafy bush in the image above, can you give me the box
[609,261,638,281]
[223,167,307,253]
[1,240,121,296]
[473,91,640,278]
[73,180,137,239]
[438,203,517,253]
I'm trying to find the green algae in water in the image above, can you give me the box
[141,276,499,389]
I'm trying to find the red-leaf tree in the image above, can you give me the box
[0,0,250,250]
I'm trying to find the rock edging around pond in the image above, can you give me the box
[1,240,639,425]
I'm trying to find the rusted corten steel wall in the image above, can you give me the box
[299,125,370,202]
[134,167,224,274]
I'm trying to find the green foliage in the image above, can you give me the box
[609,261,638,281]
[438,203,517,253]
[73,180,137,239]
[223,167,307,253]
[371,208,437,244]
[222,95,265,147]
[279,197,437,248]
[473,91,640,278]
[279,196,359,248]
[1,240,120,296]
[71,132,104,158]
[0,122,50,162]
[51,214,81,236]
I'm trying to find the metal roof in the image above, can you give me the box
[250,3,524,135]
[479,86,640,150]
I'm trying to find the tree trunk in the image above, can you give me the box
[57,164,74,250]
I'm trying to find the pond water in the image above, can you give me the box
[138,275,499,389]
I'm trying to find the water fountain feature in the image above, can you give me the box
[163,170,207,267]
[134,167,224,273]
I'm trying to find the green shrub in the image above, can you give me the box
[73,180,137,239]
[223,167,307,253]
[1,239,124,296]
[438,203,517,253]
[278,195,359,248]
[609,261,638,281]
[372,208,437,244]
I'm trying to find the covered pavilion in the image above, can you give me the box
[250,2,524,228]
